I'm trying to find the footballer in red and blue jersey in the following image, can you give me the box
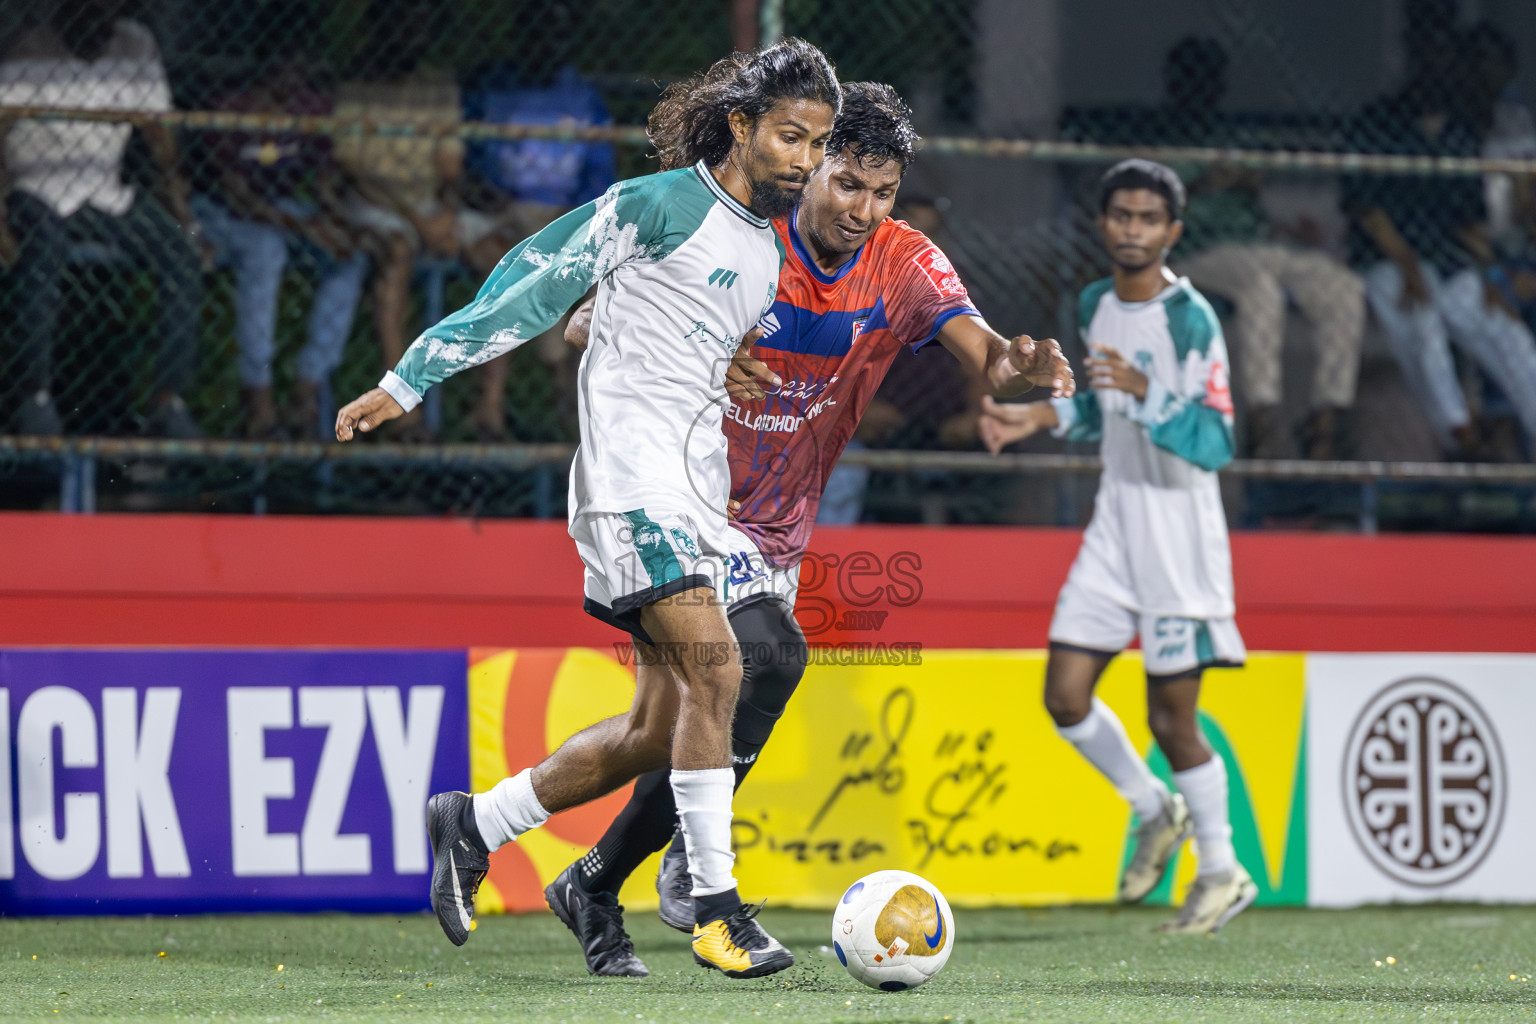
[727,210,979,567]
[545,83,1074,978]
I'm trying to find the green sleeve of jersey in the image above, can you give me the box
[1076,278,1114,335]
[1124,282,1241,469]
[391,172,689,397]
[1051,391,1103,443]
[1128,288,1236,471]
[1139,382,1235,471]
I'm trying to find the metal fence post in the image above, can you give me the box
[58,453,96,514]
[1360,479,1378,535]
[419,260,453,435]
[534,464,554,519]
[760,0,784,45]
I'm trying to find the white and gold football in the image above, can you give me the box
[831,869,955,991]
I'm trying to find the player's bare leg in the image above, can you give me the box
[639,587,793,978]
[547,599,807,983]
[1144,672,1209,771]
[427,641,680,948]
[527,649,681,808]
[1045,645,1187,902]
[1147,671,1256,933]
[541,641,678,976]
[1042,645,1112,728]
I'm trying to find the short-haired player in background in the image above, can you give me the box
[979,159,1256,934]
[552,82,1074,975]
[334,39,842,979]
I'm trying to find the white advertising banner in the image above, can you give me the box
[1307,654,1536,907]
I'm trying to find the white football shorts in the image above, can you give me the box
[1049,576,1246,678]
[570,506,795,644]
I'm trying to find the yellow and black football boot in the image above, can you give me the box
[692,899,794,979]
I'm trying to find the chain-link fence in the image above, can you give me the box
[2,0,1536,529]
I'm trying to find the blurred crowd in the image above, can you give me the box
[1057,0,1536,465]
[1,0,1534,471]
[0,0,614,443]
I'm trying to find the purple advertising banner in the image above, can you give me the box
[0,649,469,915]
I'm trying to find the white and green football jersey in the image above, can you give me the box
[380,160,783,519]
[1051,276,1238,619]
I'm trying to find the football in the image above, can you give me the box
[830,869,956,991]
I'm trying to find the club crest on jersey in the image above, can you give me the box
[850,315,870,345]
[912,246,965,298]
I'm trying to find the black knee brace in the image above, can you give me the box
[574,596,808,899]
[728,596,807,768]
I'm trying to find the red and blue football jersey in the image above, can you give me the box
[728,211,978,567]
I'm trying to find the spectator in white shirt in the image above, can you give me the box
[0,0,205,437]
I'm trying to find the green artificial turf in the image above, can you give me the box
[3,905,1533,1022]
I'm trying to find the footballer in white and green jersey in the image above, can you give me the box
[376,162,787,626]
[1051,274,1241,638]
[342,40,843,980]
[980,160,1256,936]
[380,162,781,522]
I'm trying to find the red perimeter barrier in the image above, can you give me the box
[0,512,1532,652]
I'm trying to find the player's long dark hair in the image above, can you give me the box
[648,38,842,171]
[828,82,919,173]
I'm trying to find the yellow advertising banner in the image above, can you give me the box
[467,648,1307,913]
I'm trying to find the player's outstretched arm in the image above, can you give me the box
[936,315,1073,398]
[335,388,405,442]
[1008,334,1074,397]
[389,177,671,411]
[977,395,1059,454]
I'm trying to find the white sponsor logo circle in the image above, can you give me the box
[1342,677,1505,887]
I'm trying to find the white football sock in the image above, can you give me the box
[670,767,737,897]
[1057,697,1169,822]
[472,769,549,852]
[1174,756,1236,877]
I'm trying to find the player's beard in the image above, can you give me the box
[749,176,806,219]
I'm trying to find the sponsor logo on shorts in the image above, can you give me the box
[1342,677,1505,887]
[1152,618,1189,662]
[670,528,701,560]
[728,551,766,586]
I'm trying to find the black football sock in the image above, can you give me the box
[572,766,677,900]
[694,887,742,924]
[575,599,807,900]
[456,792,488,853]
